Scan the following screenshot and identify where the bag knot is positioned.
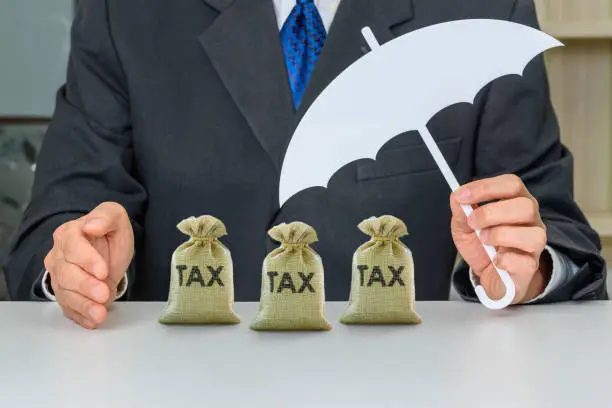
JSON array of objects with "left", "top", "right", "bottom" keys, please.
[
  {"left": 177, "top": 215, "right": 227, "bottom": 239},
  {"left": 358, "top": 215, "right": 408, "bottom": 238},
  {"left": 268, "top": 222, "right": 318, "bottom": 245}
]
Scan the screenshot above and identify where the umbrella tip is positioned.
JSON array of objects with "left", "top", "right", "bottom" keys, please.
[{"left": 361, "top": 26, "right": 380, "bottom": 50}]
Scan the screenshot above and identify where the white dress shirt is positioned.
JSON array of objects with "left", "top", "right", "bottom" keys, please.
[
  {"left": 43, "top": 0, "right": 577, "bottom": 303},
  {"left": 273, "top": 0, "right": 341, "bottom": 31}
]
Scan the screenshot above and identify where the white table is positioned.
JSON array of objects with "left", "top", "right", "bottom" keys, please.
[{"left": 1, "top": 301, "right": 611, "bottom": 408}]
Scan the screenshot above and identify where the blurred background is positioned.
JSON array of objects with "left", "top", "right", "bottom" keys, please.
[
  {"left": 0, "top": 0, "right": 611, "bottom": 301},
  {"left": 0, "top": 0, "right": 74, "bottom": 300}
]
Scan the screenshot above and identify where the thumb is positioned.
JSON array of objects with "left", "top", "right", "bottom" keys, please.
[
  {"left": 449, "top": 192, "right": 474, "bottom": 234},
  {"left": 103, "top": 279, "right": 119, "bottom": 308},
  {"left": 82, "top": 202, "right": 130, "bottom": 237}
]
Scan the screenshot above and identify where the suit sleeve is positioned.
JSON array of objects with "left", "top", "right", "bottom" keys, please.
[
  {"left": 2, "top": 0, "right": 147, "bottom": 300},
  {"left": 452, "top": 0, "right": 608, "bottom": 302}
]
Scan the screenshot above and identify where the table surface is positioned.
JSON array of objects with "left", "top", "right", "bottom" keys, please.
[{"left": 1, "top": 301, "right": 611, "bottom": 408}]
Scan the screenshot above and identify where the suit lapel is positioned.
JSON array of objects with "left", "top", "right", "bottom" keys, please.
[
  {"left": 198, "top": 0, "right": 415, "bottom": 170},
  {"left": 199, "top": 0, "right": 295, "bottom": 170},
  {"left": 297, "top": 0, "right": 415, "bottom": 119}
]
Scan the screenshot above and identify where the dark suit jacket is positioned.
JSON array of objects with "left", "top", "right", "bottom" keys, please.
[{"left": 4, "top": 0, "right": 607, "bottom": 302}]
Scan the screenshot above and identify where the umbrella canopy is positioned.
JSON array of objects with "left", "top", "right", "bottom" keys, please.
[{"left": 279, "top": 19, "right": 562, "bottom": 205}]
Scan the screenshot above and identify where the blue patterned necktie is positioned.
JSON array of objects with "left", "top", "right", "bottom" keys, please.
[{"left": 280, "top": 0, "right": 328, "bottom": 110}]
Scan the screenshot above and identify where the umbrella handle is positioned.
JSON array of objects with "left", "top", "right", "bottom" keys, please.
[{"left": 416, "top": 126, "right": 516, "bottom": 310}]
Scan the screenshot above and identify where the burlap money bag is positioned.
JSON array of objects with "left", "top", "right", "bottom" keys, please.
[
  {"left": 340, "top": 215, "right": 422, "bottom": 325},
  {"left": 159, "top": 215, "right": 240, "bottom": 325},
  {"left": 250, "top": 222, "right": 331, "bottom": 331}
]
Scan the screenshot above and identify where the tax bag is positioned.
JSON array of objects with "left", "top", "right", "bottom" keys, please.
[
  {"left": 340, "top": 215, "right": 421, "bottom": 325},
  {"left": 250, "top": 222, "right": 331, "bottom": 331},
  {"left": 159, "top": 215, "right": 240, "bottom": 324}
]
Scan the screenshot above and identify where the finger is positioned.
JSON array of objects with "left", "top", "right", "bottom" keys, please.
[
  {"left": 104, "top": 284, "right": 118, "bottom": 309},
  {"left": 61, "top": 306, "right": 99, "bottom": 330},
  {"left": 481, "top": 226, "right": 547, "bottom": 254},
  {"left": 58, "top": 231, "right": 109, "bottom": 281},
  {"left": 472, "top": 263, "right": 513, "bottom": 302},
  {"left": 44, "top": 247, "right": 57, "bottom": 272},
  {"left": 52, "top": 262, "right": 110, "bottom": 304},
  {"left": 495, "top": 248, "right": 540, "bottom": 278},
  {"left": 467, "top": 197, "right": 541, "bottom": 230},
  {"left": 454, "top": 174, "right": 531, "bottom": 205},
  {"left": 57, "top": 289, "right": 108, "bottom": 327},
  {"left": 82, "top": 202, "right": 130, "bottom": 237},
  {"left": 494, "top": 248, "right": 541, "bottom": 303},
  {"left": 449, "top": 193, "right": 475, "bottom": 234}
]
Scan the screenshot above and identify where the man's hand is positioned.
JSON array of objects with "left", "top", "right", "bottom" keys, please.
[
  {"left": 450, "top": 174, "right": 552, "bottom": 304},
  {"left": 44, "top": 202, "right": 134, "bottom": 329}
]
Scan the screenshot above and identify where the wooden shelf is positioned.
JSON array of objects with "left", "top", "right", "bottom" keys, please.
[
  {"left": 542, "top": 21, "right": 612, "bottom": 40},
  {"left": 534, "top": 2, "right": 612, "bottom": 265},
  {"left": 586, "top": 212, "right": 612, "bottom": 238}
]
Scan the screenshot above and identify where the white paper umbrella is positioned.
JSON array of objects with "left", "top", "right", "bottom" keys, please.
[{"left": 279, "top": 19, "right": 563, "bottom": 310}]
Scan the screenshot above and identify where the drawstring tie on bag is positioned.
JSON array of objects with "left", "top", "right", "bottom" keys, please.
[
  {"left": 281, "top": 243, "right": 308, "bottom": 250},
  {"left": 371, "top": 236, "right": 396, "bottom": 242},
  {"left": 191, "top": 237, "right": 217, "bottom": 245}
]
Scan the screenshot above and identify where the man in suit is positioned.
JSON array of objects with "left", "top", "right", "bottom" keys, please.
[{"left": 4, "top": 0, "right": 607, "bottom": 329}]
